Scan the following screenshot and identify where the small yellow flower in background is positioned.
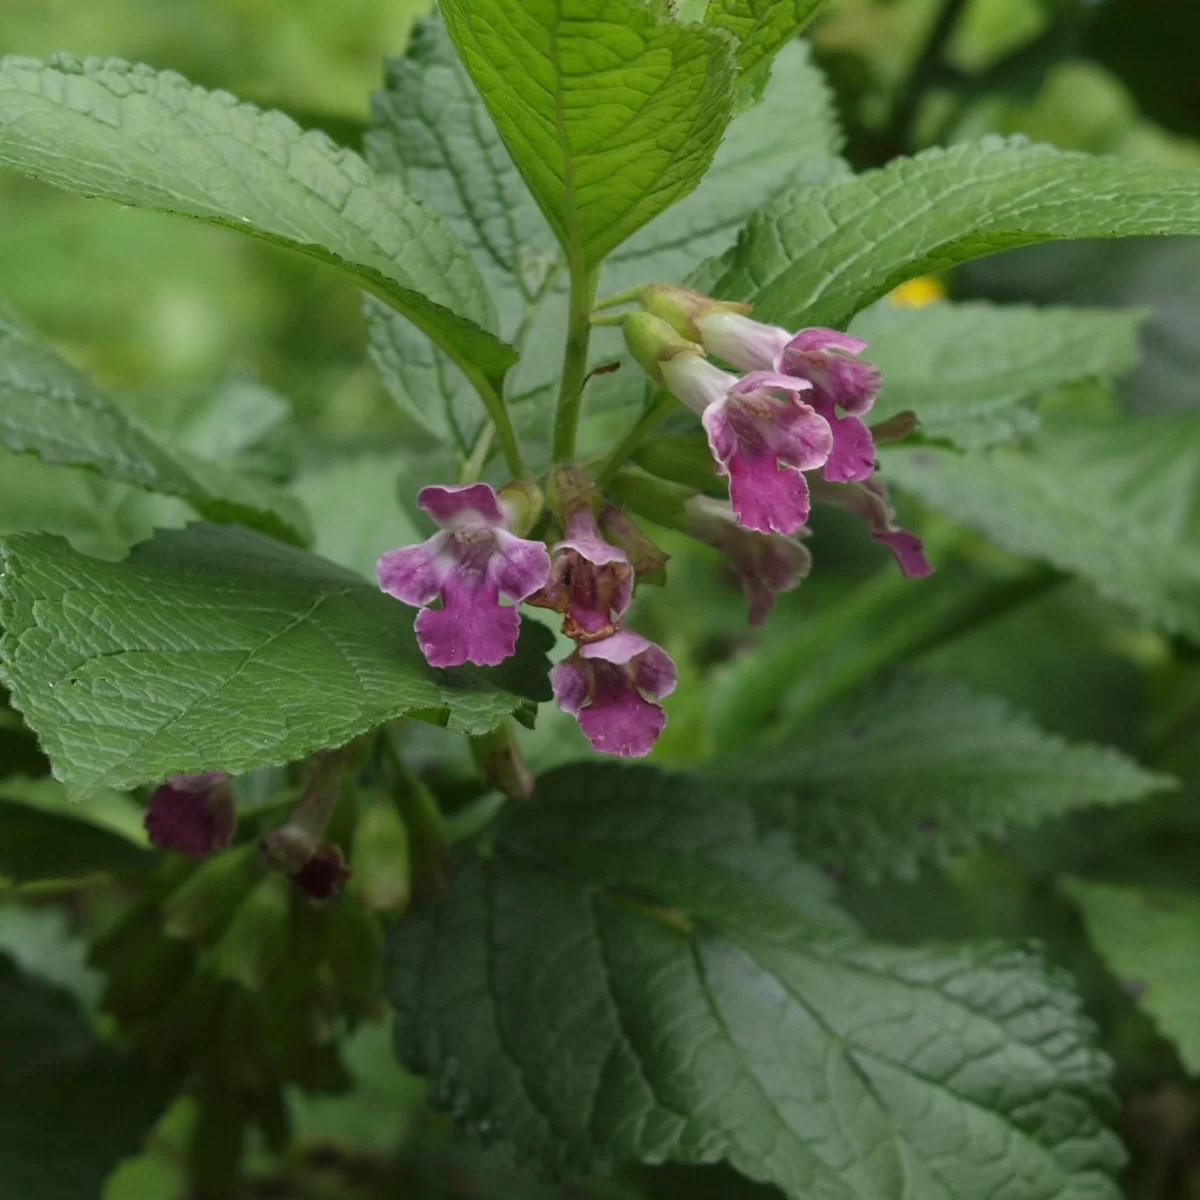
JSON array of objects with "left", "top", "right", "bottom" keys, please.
[{"left": 889, "top": 276, "right": 946, "bottom": 308}]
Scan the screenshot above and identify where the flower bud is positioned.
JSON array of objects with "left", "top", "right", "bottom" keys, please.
[
  {"left": 394, "top": 771, "right": 450, "bottom": 901},
  {"left": 631, "top": 433, "right": 722, "bottom": 493},
  {"left": 622, "top": 311, "right": 702, "bottom": 386},
  {"left": 606, "top": 468, "right": 694, "bottom": 532},
  {"left": 212, "top": 873, "right": 291, "bottom": 991},
  {"left": 497, "top": 477, "right": 544, "bottom": 537},
  {"left": 162, "top": 843, "right": 262, "bottom": 942},
  {"left": 642, "top": 284, "right": 751, "bottom": 341},
  {"left": 350, "top": 797, "right": 411, "bottom": 915},
  {"left": 145, "top": 771, "right": 236, "bottom": 858},
  {"left": 292, "top": 842, "right": 350, "bottom": 900},
  {"left": 324, "top": 898, "right": 385, "bottom": 1021},
  {"left": 470, "top": 721, "right": 534, "bottom": 802},
  {"left": 598, "top": 504, "right": 671, "bottom": 583}
]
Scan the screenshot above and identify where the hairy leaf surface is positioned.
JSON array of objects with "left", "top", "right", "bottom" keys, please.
[
  {"left": 713, "top": 675, "right": 1171, "bottom": 881},
  {"left": 0, "top": 54, "right": 513, "bottom": 385},
  {"left": 390, "top": 763, "right": 1124, "bottom": 1198},
  {"left": 706, "top": 139, "right": 1200, "bottom": 330},
  {"left": 0, "top": 525, "right": 553, "bottom": 799},
  {"left": 855, "top": 301, "right": 1145, "bottom": 448},
  {"left": 439, "top": 0, "right": 738, "bottom": 272}
]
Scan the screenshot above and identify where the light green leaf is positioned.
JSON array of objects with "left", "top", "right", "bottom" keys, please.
[
  {"left": 601, "top": 39, "right": 846, "bottom": 294},
  {"left": 439, "top": 0, "right": 738, "bottom": 273},
  {"left": 0, "top": 797, "right": 151, "bottom": 884},
  {"left": 707, "top": 138, "right": 1200, "bottom": 331},
  {"left": 0, "top": 524, "right": 554, "bottom": 800},
  {"left": 390, "top": 762, "right": 1124, "bottom": 1198},
  {"left": 0, "top": 906, "right": 103, "bottom": 1013},
  {"left": 0, "top": 53, "right": 514, "bottom": 386},
  {"left": 291, "top": 454, "right": 421, "bottom": 581},
  {"left": 0, "top": 956, "right": 173, "bottom": 1200},
  {"left": 712, "top": 674, "right": 1171, "bottom": 882},
  {"left": 0, "top": 304, "right": 308, "bottom": 546},
  {"left": 855, "top": 301, "right": 1146, "bottom": 449},
  {"left": 704, "top": 0, "right": 829, "bottom": 105},
  {"left": 0, "top": 774, "right": 148, "bottom": 847},
  {"left": 0, "top": 450, "right": 184, "bottom": 561},
  {"left": 1063, "top": 878, "right": 1200, "bottom": 1074},
  {"left": 884, "top": 413, "right": 1200, "bottom": 640},
  {"left": 364, "top": 16, "right": 561, "bottom": 451},
  {"left": 587, "top": 38, "right": 849, "bottom": 429}
]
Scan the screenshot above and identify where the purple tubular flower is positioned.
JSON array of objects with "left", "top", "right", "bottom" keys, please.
[
  {"left": 377, "top": 482, "right": 551, "bottom": 668},
  {"left": 551, "top": 631, "right": 678, "bottom": 758},
  {"left": 145, "top": 771, "right": 236, "bottom": 858},
  {"left": 810, "top": 475, "right": 934, "bottom": 578},
  {"left": 685, "top": 495, "right": 812, "bottom": 626},
  {"left": 661, "top": 355, "right": 833, "bottom": 536},
  {"left": 695, "top": 314, "right": 882, "bottom": 485},
  {"left": 535, "top": 506, "right": 633, "bottom": 641}
]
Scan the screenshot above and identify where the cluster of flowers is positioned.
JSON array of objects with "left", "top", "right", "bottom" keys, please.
[
  {"left": 630, "top": 285, "right": 931, "bottom": 577},
  {"left": 376, "top": 474, "right": 678, "bottom": 757},
  {"left": 369, "top": 286, "right": 930, "bottom": 760}
]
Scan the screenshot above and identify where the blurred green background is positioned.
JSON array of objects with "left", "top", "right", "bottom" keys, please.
[{"left": 5, "top": 1, "right": 1200, "bottom": 1196}]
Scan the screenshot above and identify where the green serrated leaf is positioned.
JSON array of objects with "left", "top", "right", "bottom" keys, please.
[
  {"left": 704, "top": 0, "right": 829, "bottom": 105},
  {"left": 1, "top": 955, "right": 174, "bottom": 1200},
  {"left": 0, "top": 53, "right": 514, "bottom": 388},
  {"left": 601, "top": 39, "right": 846, "bottom": 294},
  {"left": 390, "top": 762, "right": 1124, "bottom": 1198},
  {"left": 712, "top": 674, "right": 1171, "bottom": 883},
  {"left": 855, "top": 301, "right": 1146, "bottom": 449},
  {"left": 0, "top": 524, "right": 554, "bottom": 800},
  {"left": 0, "top": 303, "right": 308, "bottom": 546},
  {"left": 706, "top": 138, "right": 1200, "bottom": 331},
  {"left": 439, "top": 0, "right": 738, "bottom": 274},
  {"left": 884, "top": 413, "right": 1200, "bottom": 640},
  {"left": 1063, "top": 877, "right": 1200, "bottom": 1075},
  {"left": 364, "top": 15, "right": 561, "bottom": 452}
]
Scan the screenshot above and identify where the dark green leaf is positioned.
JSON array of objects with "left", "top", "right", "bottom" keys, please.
[
  {"left": 713, "top": 674, "right": 1171, "bottom": 882},
  {"left": 1063, "top": 877, "right": 1200, "bottom": 1075},
  {"left": 706, "top": 139, "right": 1200, "bottom": 331},
  {"left": 855, "top": 300, "right": 1146, "bottom": 449},
  {"left": 0, "top": 54, "right": 514, "bottom": 387},
  {"left": 0, "top": 524, "right": 554, "bottom": 800},
  {"left": 0, "top": 955, "right": 173, "bottom": 1200},
  {"left": 884, "top": 413, "right": 1200, "bottom": 640},
  {"left": 390, "top": 762, "right": 1123, "bottom": 1197}
]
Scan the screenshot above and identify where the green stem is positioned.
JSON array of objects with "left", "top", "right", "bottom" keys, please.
[
  {"left": 595, "top": 393, "right": 677, "bottom": 487},
  {"left": 552, "top": 267, "right": 599, "bottom": 462},
  {"left": 460, "top": 361, "right": 527, "bottom": 480},
  {"left": 459, "top": 423, "right": 494, "bottom": 484},
  {"left": 593, "top": 285, "right": 645, "bottom": 311}
]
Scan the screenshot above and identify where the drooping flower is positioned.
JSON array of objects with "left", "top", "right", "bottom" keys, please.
[
  {"left": 685, "top": 495, "right": 812, "bottom": 626},
  {"left": 145, "top": 771, "right": 236, "bottom": 858},
  {"left": 551, "top": 631, "right": 678, "bottom": 758},
  {"left": 643, "top": 289, "right": 882, "bottom": 486},
  {"left": 659, "top": 353, "right": 833, "bottom": 535},
  {"left": 292, "top": 842, "right": 350, "bottom": 901},
  {"left": 809, "top": 474, "right": 933, "bottom": 578},
  {"left": 530, "top": 503, "right": 632, "bottom": 641},
  {"left": 377, "top": 482, "right": 551, "bottom": 668}
]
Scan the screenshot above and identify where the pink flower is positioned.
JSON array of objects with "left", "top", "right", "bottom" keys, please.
[
  {"left": 695, "top": 314, "right": 882, "bottom": 485},
  {"left": 532, "top": 505, "right": 633, "bottom": 641},
  {"left": 377, "top": 483, "right": 551, "bottom": 668},
  {"left": 809, "top": 475, "right": 933, "bottom": 578},
  {"left": 145, "top": 771, "right": 236, "bottom": 858},
  {"left": 551, "top": 631, "right": 678, "bottom": 758},
  {"left": 685, "top": 495, "right": 812, "bottom": 626},
  {"left": 660, "top": 354, "right": 833, "bottom": 536}
]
